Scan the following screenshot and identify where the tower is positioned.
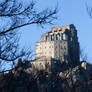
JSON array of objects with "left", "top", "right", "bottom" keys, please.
[{"left": 35, "top": 24, "right": 80, "bottom": 65}]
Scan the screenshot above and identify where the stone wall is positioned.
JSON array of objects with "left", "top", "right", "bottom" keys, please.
[
  {"left": 35, "top": 24, "right": 80, "bottom": 66},
  {"left": 35, "top": 40, "right": 68, "bottom": 61},
  {"left": 30, "top": 58, "right": 57, "bottom": 71}
]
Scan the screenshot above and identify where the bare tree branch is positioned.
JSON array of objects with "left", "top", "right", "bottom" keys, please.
[
  {"left": 0, "top": 8, "right": 57, "bottom": 35},
  {"left": 0, "top": 0, "right": 57, "bottom": 72},
  {"left": 80, "top": 48, "right": 88, "bottom": 61},
  {"left": 86, "top": 3, "right": 92, "bottom": 19}
]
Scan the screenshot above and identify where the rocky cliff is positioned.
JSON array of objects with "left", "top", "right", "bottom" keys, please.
[{"left": 0, "top": 60, "right": 92, "bottom": 92}]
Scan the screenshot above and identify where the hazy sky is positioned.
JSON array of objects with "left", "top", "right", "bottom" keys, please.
[{"left": 20, "top": 0, "right": 92, "bottom": 63}]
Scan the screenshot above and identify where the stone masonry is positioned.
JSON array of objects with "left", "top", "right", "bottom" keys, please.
[
  {"left": 35, "top": 24, "right": 80, "bottom": 64},
  {"left": 31, "top": 24, "right": 80, "bottom": 70}
]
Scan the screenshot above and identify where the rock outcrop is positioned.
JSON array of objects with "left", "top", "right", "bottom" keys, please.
[{"left": 0, "top": 61, "right": 92, "bottom": 92}]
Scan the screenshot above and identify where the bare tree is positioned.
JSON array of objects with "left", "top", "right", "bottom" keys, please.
[
  {"left": 80, "top": 48, "right": 88, "bottom": 61},
  {"left": 0, "top": 0, "right": 57, "bottom": 72},
  {"left": 86, "top": 3, "right": 92, "bottom": 19}
]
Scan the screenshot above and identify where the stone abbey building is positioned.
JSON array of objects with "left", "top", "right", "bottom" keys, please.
[{"left": 31, "top": 24, "right": 80, "bottom": 70}]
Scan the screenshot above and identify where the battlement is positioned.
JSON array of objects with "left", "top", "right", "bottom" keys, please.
[
  {"left": 41, "top": 24, "right": 77, "bottom": 42},
  {"left": 51, "top": 25, "right": 70, "bottom": 33},
  {"left": 51, "top": 24, "right": 75, "bottom": 32}
]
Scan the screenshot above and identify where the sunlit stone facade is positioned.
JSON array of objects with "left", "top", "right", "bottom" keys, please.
[{"left": 35, "top": 24, "right": 80, "bottom": 65}]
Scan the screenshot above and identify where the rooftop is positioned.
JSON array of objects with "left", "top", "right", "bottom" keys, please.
[{"left": 50, "top": 24, "right": 75, "bottom": 33}]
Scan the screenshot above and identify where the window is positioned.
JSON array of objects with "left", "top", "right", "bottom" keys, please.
[
  {"left": 64, "top": 52, "right": 66, "bottom": 55},
  {"left": 64, "top": 46, "right": 66, "bottom": 49},
  {"left": 54, "top": 30, "right": 57, "bottom": 32},
  {"left": 64, "top": 42, "right": 66, "bottom": 44},
  {"left": 56, "top": 34, "right": 58, "bottom": 40},
  {"left": 51, "top": 35, "right": 53, "bottom": 41},
  {"left": 61, "top": 46, "right": 63, "bottom": 49},
  {"left": 45, "top": 36, "right": 48, "bottom": 41}
]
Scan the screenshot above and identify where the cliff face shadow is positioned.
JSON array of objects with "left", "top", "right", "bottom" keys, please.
[{"left": 0, "top": 60, "right": 92, "bottom": 92}]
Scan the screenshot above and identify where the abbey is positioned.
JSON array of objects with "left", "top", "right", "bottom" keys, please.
[
  {"left": 30, "top": 24, "right": 80, "bottom": 71},
  {"left": 35, "top": 24, "right": 80, "bottom": 65}
]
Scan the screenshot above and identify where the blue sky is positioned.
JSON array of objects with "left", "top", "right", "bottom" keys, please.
[{"left": 20, "top": 0, "right": 92, "bottom": 63}]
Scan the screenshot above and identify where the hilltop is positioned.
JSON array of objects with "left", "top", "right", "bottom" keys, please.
[
  {"left": 0, "top": 24, "right": 92, "bottom": 92},
  {"left": 0, "top": 60, "right": 92, "bottom": 92}
]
